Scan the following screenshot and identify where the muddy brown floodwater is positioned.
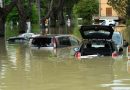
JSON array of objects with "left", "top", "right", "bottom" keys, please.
[{"left": 0, "top": 26, "right": 130, "bottom": 90}]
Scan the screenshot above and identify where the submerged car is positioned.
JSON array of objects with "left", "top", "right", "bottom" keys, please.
[
  {"left": 112, "top": 31, "right": 128, "bottom": 51},
  {"left": 7, "top": 33, "right": 36, "bottom": 43},
  {"left": 29, "top": 34, "right": 80, "bottom": 50},
  {"left": 74, "top": 25, "right": 121, "bottom": 59},
  {"left": 7, "top": 37, "right": 27, "bottom": 43}
]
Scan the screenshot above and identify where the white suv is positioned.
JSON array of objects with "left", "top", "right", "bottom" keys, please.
[{"left": 101, "top": 19, "right": 116, "bottom": 27}]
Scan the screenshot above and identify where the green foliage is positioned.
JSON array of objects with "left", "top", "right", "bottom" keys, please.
[
  {"left": 4, "top": 0, "right": 11, "bottom": 4},
  {"left": 73, "top": 26, "right": 81, "bottom": 39},
  {"left": 40, "top": 0, "right": 48, "bottom": 17},
  {"left": 6, "top": 7, "right": 18, "bottom": 24},
  {"left": 31, "top": 24, "right": 41, "bottom": 33},
  {"left": 31, "top": 3, "right": 39, "bottom": 24},
  {"left": 73, "top": 0, "right": 99, "bottom": 25},
  {"left": 5, "top": 23, "right": 19, "bottom": 38},
  {"left": 64, "top": 0, "right": 80, "bottom": 17},
  {"left": 126, "top": 19, "right": 130, "bottom": 26},
  {"left": 5, "top": 23, "right": 40, "bottom": 38}
]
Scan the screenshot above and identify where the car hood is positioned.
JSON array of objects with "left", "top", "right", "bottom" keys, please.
[{"left": 80, "top": 25, "right": 114, "bottom": 39}]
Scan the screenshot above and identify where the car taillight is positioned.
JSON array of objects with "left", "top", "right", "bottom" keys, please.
[
  {"left": 112, "top": 51, "right": 118, "bottom": 58},
  {"left": 75, "top": 52, "right": 81, "bottom": 59}
]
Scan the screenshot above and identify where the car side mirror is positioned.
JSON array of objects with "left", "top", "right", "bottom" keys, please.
[
  {"left": 74, "top": 47, "right": 80, "bottom": 52},
  {"left": 123, "top": 40, "right": 129, "bottom": 47}
]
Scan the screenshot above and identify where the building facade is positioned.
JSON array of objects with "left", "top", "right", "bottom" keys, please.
[
  {"left": 94, "top": 0, "right": 119, "bottom": 21},
  {"left": 99, "top": 0, "right": 118, "bottom": 17}
]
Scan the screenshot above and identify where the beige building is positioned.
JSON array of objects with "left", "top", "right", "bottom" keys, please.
[
  {"left": 94, "top": 0, "right": 119, "bottom": 20},
  {"left": 99, "top": 0, "right": 118, "bottom": 17}
]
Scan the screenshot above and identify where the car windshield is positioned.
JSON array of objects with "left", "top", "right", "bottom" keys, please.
[
  {"left": 83, "top": 30, "right": 110, "bottom": 39},
  {"left": 112, "top": 33, "right": 122, "bottom": 45}
]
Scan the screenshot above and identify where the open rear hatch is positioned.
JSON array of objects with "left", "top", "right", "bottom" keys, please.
[{"left": 80, "top": 25, "right": 114, "bottom": 39}]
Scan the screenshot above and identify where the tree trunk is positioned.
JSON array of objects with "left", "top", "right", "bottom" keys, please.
[
  {"left": 0, "top": 17, "right": 5, "bottom": 37},
  {"left": 16, "top": 0, "right": 28, "bottom": 33},
  {"left": 57, "top": 0, "right": 65, "bottom": 26},
  {"left": 49, "top": 8, "right": 57, "bottom": 27},
  {"left": 18, "top": 18, "right": 27, "bottom": 33},
  {"left": 58, "top": 10, "right": 65, "bottom": 26},
  {"left": 0, "top": 0, "right": 17, "bottom": 37},
  {"left": 0, "top": 37, "right": 7, "bottom": 57},
  {"left": 44, "top": 0, "right": 65, "bottom": 27}
]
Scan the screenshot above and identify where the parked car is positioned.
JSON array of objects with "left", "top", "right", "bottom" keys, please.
[
  {"left": 100, "top": 19, "right": 116, "bottom": 27},
  {"left": 112, "top": 31, "right": 128, "bottom": 52},
  {"left": 7, "top": 33, "right": 37, "bottom": 43},
  {"left": 7, "top": 36, "right": 27, "bottom": 43},
  {"left": 74, "top": 25, "right": 121, "bottom": 59},
  {"left": 29, "top": 34, "right": 80, "bottom": 50}
]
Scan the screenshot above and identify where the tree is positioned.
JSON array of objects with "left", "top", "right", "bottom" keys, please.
[
  {"left": 73, "top": 0, "right": 98, "bottom": 25},
  {"left": 0, "top": 0, "right": 17, "bottom": 37},
  {"left": 64, "top": 0, "right": 79, "bottom": 19},
  {"left": 16, "top": 0, "right": 34, "bottom": 33},
  {"left": 41, "top": 0, "right": 80, "bottom": 27},
  {"left": 126, "top": 0, "right": 130, "bottom": 18},
  {"left": 43, "top": 0, "right": 65, "bottom": 27},
  {"left": 107, "top": 0, "right": 128, "bottom": 17}
]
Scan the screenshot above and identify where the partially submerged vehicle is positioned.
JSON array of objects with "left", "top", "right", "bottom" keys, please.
[
  {"left": 7, "top": 37, "right": 27, "bottom": 43},
  {"left": 112, "top": 31, "right": 128, "bottom": 51},
  {"left": 7, "top": 33, "right": 37, "bottom": 43},
  {"left": 74, "top": 25, "right": 122, "bottom": 59},
  {"left": 29, "top": 34, "right": 80, "bottom": 51}
]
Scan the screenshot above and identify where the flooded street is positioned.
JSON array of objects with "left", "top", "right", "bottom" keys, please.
[
  {"left": 0, "top": 26, "right": 130, "bottom": 90},
  {"left": 0, "top": 40, "right": 130, "bottom": 90}
]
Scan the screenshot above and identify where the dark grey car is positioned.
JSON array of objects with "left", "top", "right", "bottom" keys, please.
[{"left": 74, "top": 25, "right": 121, "bottom": 59}]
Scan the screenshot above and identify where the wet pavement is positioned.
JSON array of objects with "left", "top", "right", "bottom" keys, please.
[{"left": 0, "top": 26, "right": 130, "bottom": 90}]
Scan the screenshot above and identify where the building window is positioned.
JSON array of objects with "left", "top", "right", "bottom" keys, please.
[{"left": 106, "top": 8, "right": 112, "bottom": 16}]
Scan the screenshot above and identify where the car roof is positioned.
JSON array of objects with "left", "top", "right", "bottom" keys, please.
[
  {"left": 80, "top": 25, "right": 114, "bottom": 39},
  {"left": 32, "top": 34, "right": 74, "bottom": 38}
]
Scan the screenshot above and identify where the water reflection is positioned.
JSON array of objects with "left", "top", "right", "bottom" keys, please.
[
  {"left": 0, "top": 42, "right": 116, "bottom": 90},
  {"left": 127, "top": 60, "right": 130, "bottom": 74},
  {"left": 0, "top": 37, "right": 7, "bottom": 59}
]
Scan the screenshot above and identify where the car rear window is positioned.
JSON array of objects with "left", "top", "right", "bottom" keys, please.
[
  {"left": 83, "top": 30, "right": 110, "bottom": 38},
  {"left": 81, "top": 41, "right": 113, "bottom": 56},
  {"left": 32, "top": 37, "right": 52, "bottom": 47}
]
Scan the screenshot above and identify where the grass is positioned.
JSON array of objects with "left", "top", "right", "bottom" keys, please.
[
  {"left": 5, "top": 23, "right": 19, "bottom": 38},
  {"left": 31, "top": 24, "right": 41, "bottom": 34}
]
